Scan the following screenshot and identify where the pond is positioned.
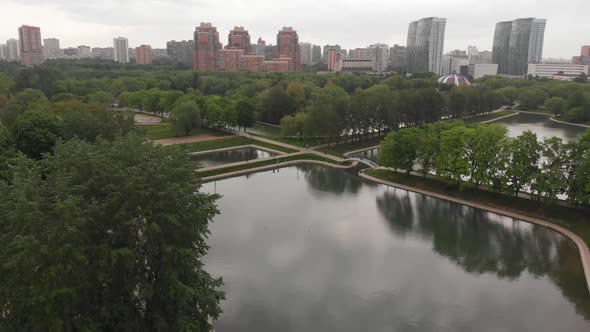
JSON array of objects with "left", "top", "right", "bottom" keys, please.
[
  {"left": 246, "top": 122, "right": 283, "bottom": 136},
  {"left": 202, "top": 165, "right": 590, "bottom": 331},
  {"left": 192, "top": 147, "right": 277, "bottom": 168},
  {"left": 493, "top": 112, "right": 587, "bottom": 142}
]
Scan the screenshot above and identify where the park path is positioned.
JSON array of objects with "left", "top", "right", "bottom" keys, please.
[
  {"left": 153, "top": 134, "right": 234, "bottom": 146},
  {"left": 134, "top": 113, "right": 163, "bottom": 124},
  {"left": 237, "top": 131, "right": 345, "bottom": 162}
]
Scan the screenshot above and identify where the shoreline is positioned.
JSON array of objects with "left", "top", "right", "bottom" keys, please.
[
  {"left": 358, "top": 170, "right": 590, "bottom": 295},
  {"left": 201, "top": 159, "right": 590, "bottom": 295}
]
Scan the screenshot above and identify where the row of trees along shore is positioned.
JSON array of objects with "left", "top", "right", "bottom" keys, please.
[
  {"left": 378, "top": 121, "right": 590, "bottom": 206},
  {"left": 1, "top": 60, "right": 590, "bottom": 140}
]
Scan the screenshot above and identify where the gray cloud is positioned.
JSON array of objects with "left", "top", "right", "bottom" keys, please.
[{"left": 2, "top": 0, "right": 589, "bottom": 58}]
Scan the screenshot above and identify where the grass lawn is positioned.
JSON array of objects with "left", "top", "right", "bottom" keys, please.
[
  {"left": 316, "top": 135, "right": 385, "bottom": 157},
  {"left": 365, "top": 169, "right": 590, "bottom": 247},
  {"left": 464, "top": 110, "right": 516, "bottom": 124},
  {"left": 198, "top": 153, "right": 348, "bottom": 178},
  {"left": 175, "top": 136, "right": 297, "bottom": 154},
  {"left": 141, "top": 123, "right": 218, "bottom": 140},
  {"left": 253, "top": 134, "right": 326, "bottom": 148}
]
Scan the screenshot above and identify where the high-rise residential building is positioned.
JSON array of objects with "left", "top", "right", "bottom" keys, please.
[
  {"left": 77, "top": 45, "right": 91, "bottom": 58},
  {"left": 166, "top": 40, "right": 194, "bottom": 67},
  {"left": 217, "top": 48, "right": 243, "bottom": 71},
  {"left": 240, "top": 55, "right": 265, "bottom": 72},
  {"left": 152, "top": 48, "right": 168, "bottom": 60},
  {"left": 113, "top": 37, "right": 129, "bottom": 63},
  {"left": 128, "top": 48, "right": 136, "bottom": 61},
  {"left": 405, "top": 17, "right": 446, "bottom": 75},
  {"left": 254, "top": 37, "right": 266, "bottom": 56},
  {"left": 43, "top": 38, "right": 60, "bottom": 58},
  {"left": 312, "top": 45, "right": 321, "bottom": 64},
  {"left": 264, "top": 45, "right": 275, "bottom": 61},
  {"left": 390, "top": 44, "right": 407, "bottom": 72},
  {"left": 491, "top": 21, "right": 512, "bottom": 75},
  {"left": 300, "top": 42, "right": 312, "bottom": 65},
  {"left": 194, "top": 22, "right": 220, "bottom": 71},
  {"left": 0, "top": 44, "right": 7, "bottom": 60},
  {"left": 64, "top": 47, "right": 78, "bottom": 58},
  {"left": 367, "top": 44, "right": 389, "bottom": 72},
  {"left": 327, "top": 48, "right": 339, "bottom": 71},
  {"left": 351, "top": 48, "right": 367, "bottom": 59},
  {"left": 6, "top": 39, "right": 19, "bottom": 61},
  {"left": 322, "top": 44, "right": 341, "bottom": 62},
  {"left": 91, "top": 47, "right": 114, "bottom": 61},
  {"left": 136, "top": 45, "right": 152, "bottom": 65},
  {"left": 275, "top": 27, "right": 300, "bottom": 71},
  {"left": 493, "top": 18, "right": 547, "bottom": 76},
  {"left": 572, "top": 45, "right": 590, "bottom": 66},
  {"left": 227, "top": 26, "right": 251, "bottom": 54},
  {"left": 18, "top": 25, "right": 44, "bottom": 66}
]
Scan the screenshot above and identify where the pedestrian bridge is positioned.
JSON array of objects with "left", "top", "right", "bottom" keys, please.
[{"left": 345, "top": 157, "right": 380, "bottom": 169}]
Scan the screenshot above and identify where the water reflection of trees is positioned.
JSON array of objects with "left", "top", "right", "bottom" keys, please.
[
  {"left": 299, "top": 165, "right": 366, "bottom": 195},
  {"left": 376, "top": 190, "right": 590, "bottom": 319}
]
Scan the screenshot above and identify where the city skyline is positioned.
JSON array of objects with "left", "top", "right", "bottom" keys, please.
[{"left": 1, "top": 0, "right": 589, "bottom": 59}]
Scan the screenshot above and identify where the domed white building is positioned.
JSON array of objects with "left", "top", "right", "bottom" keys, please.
[{"left": 438, "top": 73, "right": 472, "bottom": 86}]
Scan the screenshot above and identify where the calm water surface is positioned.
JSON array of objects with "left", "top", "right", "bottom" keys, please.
[
  {"left": 202, "top": 165, "right": 590, "bottom": 331},
  {"left": 192, "top": 147, "right": 276, "bottom": 167},
  {"left": 493, "top": 112, "right": 587, "bottom": 142}
]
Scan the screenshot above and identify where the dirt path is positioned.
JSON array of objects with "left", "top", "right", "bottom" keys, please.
[
  {"left": 152, "top": 134, "right": 234, "bottom": 146},
  {"left": 134, "top": 113, "right": 163, "bottom": 124}
]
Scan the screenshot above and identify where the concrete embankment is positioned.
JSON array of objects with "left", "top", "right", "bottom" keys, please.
[{"left": 358, "top": 170, "right": 590, "bottom": 295}]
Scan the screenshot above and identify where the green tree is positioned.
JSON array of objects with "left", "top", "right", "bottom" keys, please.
[
  {"left": 435, "top": 126, "right": 470, "bottom": 186},
  {"left": 378, "top": 128, "right": 421, "bottom": 173},
  {"left": 235, "top": 99, "right": 256, "bottom": 132},
  {"left": 0, "top": 135, "right": 224, "bottom": 331},
  {"left": 505, "top": 130, "right": 541, "bottom": 196},
  {"left": 11, "top": 109, "right": 63, "bottom": 159},
  {"left": 544, "top": 97, "right": 566, "bottom": 116},
  {"left": 532, "top": 137, "right": 568, "bottom": 201},
  {"left": 517, "top": 88, "right": 548, "bottom": 109},
  {"left": 171, "top": 101, "right": 202, "bottom": 136},
  {"left": 0, "top": 88, "right": 50, "bottom": 127},
  {"left": 465, "top": 124, "right": 508, "bottom": 188}
]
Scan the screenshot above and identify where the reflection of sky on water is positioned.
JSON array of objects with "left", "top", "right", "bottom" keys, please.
[{"left": 202, "top": 165, "right": 590, "bottom": 332}]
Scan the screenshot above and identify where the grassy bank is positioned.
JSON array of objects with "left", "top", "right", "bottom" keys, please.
[
  {"left": 254, "top": 134, "right": 325, "bottom": 148},
  {"left": 198, "top": 153, "right": 349, "bottom": 178},
  {"left": 316, "top": 135, "right": 384, "bottom": 157},
  {"left": 176, "top": 136, "right": 297, "bottom": 154},
  {"left": 140, "top": 123, "right": 218, "bottom": 140},
  {"left": 464, "top": 110, "right": 516, "bottom": 124},
  {"left": 365, "top": 169, "right": 590, "bottom": 247}
]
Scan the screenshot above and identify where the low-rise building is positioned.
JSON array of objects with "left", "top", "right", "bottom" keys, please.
[
  {"left": 334, "top": 58, "right": 375, "bottom": 73},
  {"left": 527, "top": 63, "right": 589, "bottom": 79},
  {"left": 468, "top": 63, "right": 498, "bottom": 79},
  {"left": 91, "top": 47, "right": 114, "bottom": 61}
]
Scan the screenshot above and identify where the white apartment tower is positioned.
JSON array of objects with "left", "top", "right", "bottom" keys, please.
[{"left": 113, "top": 37, "right": 129, "bottom": 63}]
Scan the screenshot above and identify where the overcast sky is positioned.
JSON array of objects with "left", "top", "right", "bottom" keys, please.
[{"left": 1, "top": 0, "right": 588, "bottom": 58}]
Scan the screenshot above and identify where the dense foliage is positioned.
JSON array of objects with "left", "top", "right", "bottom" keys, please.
[
  {"left": 0, "top": 136, "right": 223, "bottom": 330},
  {"left": 379, "top": 122, "right": 590, "bottom": 206},
  {"left": 1, "top": 60, "right": 589, "bottom": 144}
]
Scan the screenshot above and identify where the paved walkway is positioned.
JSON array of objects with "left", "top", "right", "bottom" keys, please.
[
  {"left": 359, "top": 170, "right": 590, "bottom": 295},
  {"left": 202, "top": 159, "right": 358, "bottom": 182},
  {"left": 238, "top": 132, "right": 346, "bottom": 162},
  {"left": 153, "top": 134, "right": 234, "bottom": 146}
]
